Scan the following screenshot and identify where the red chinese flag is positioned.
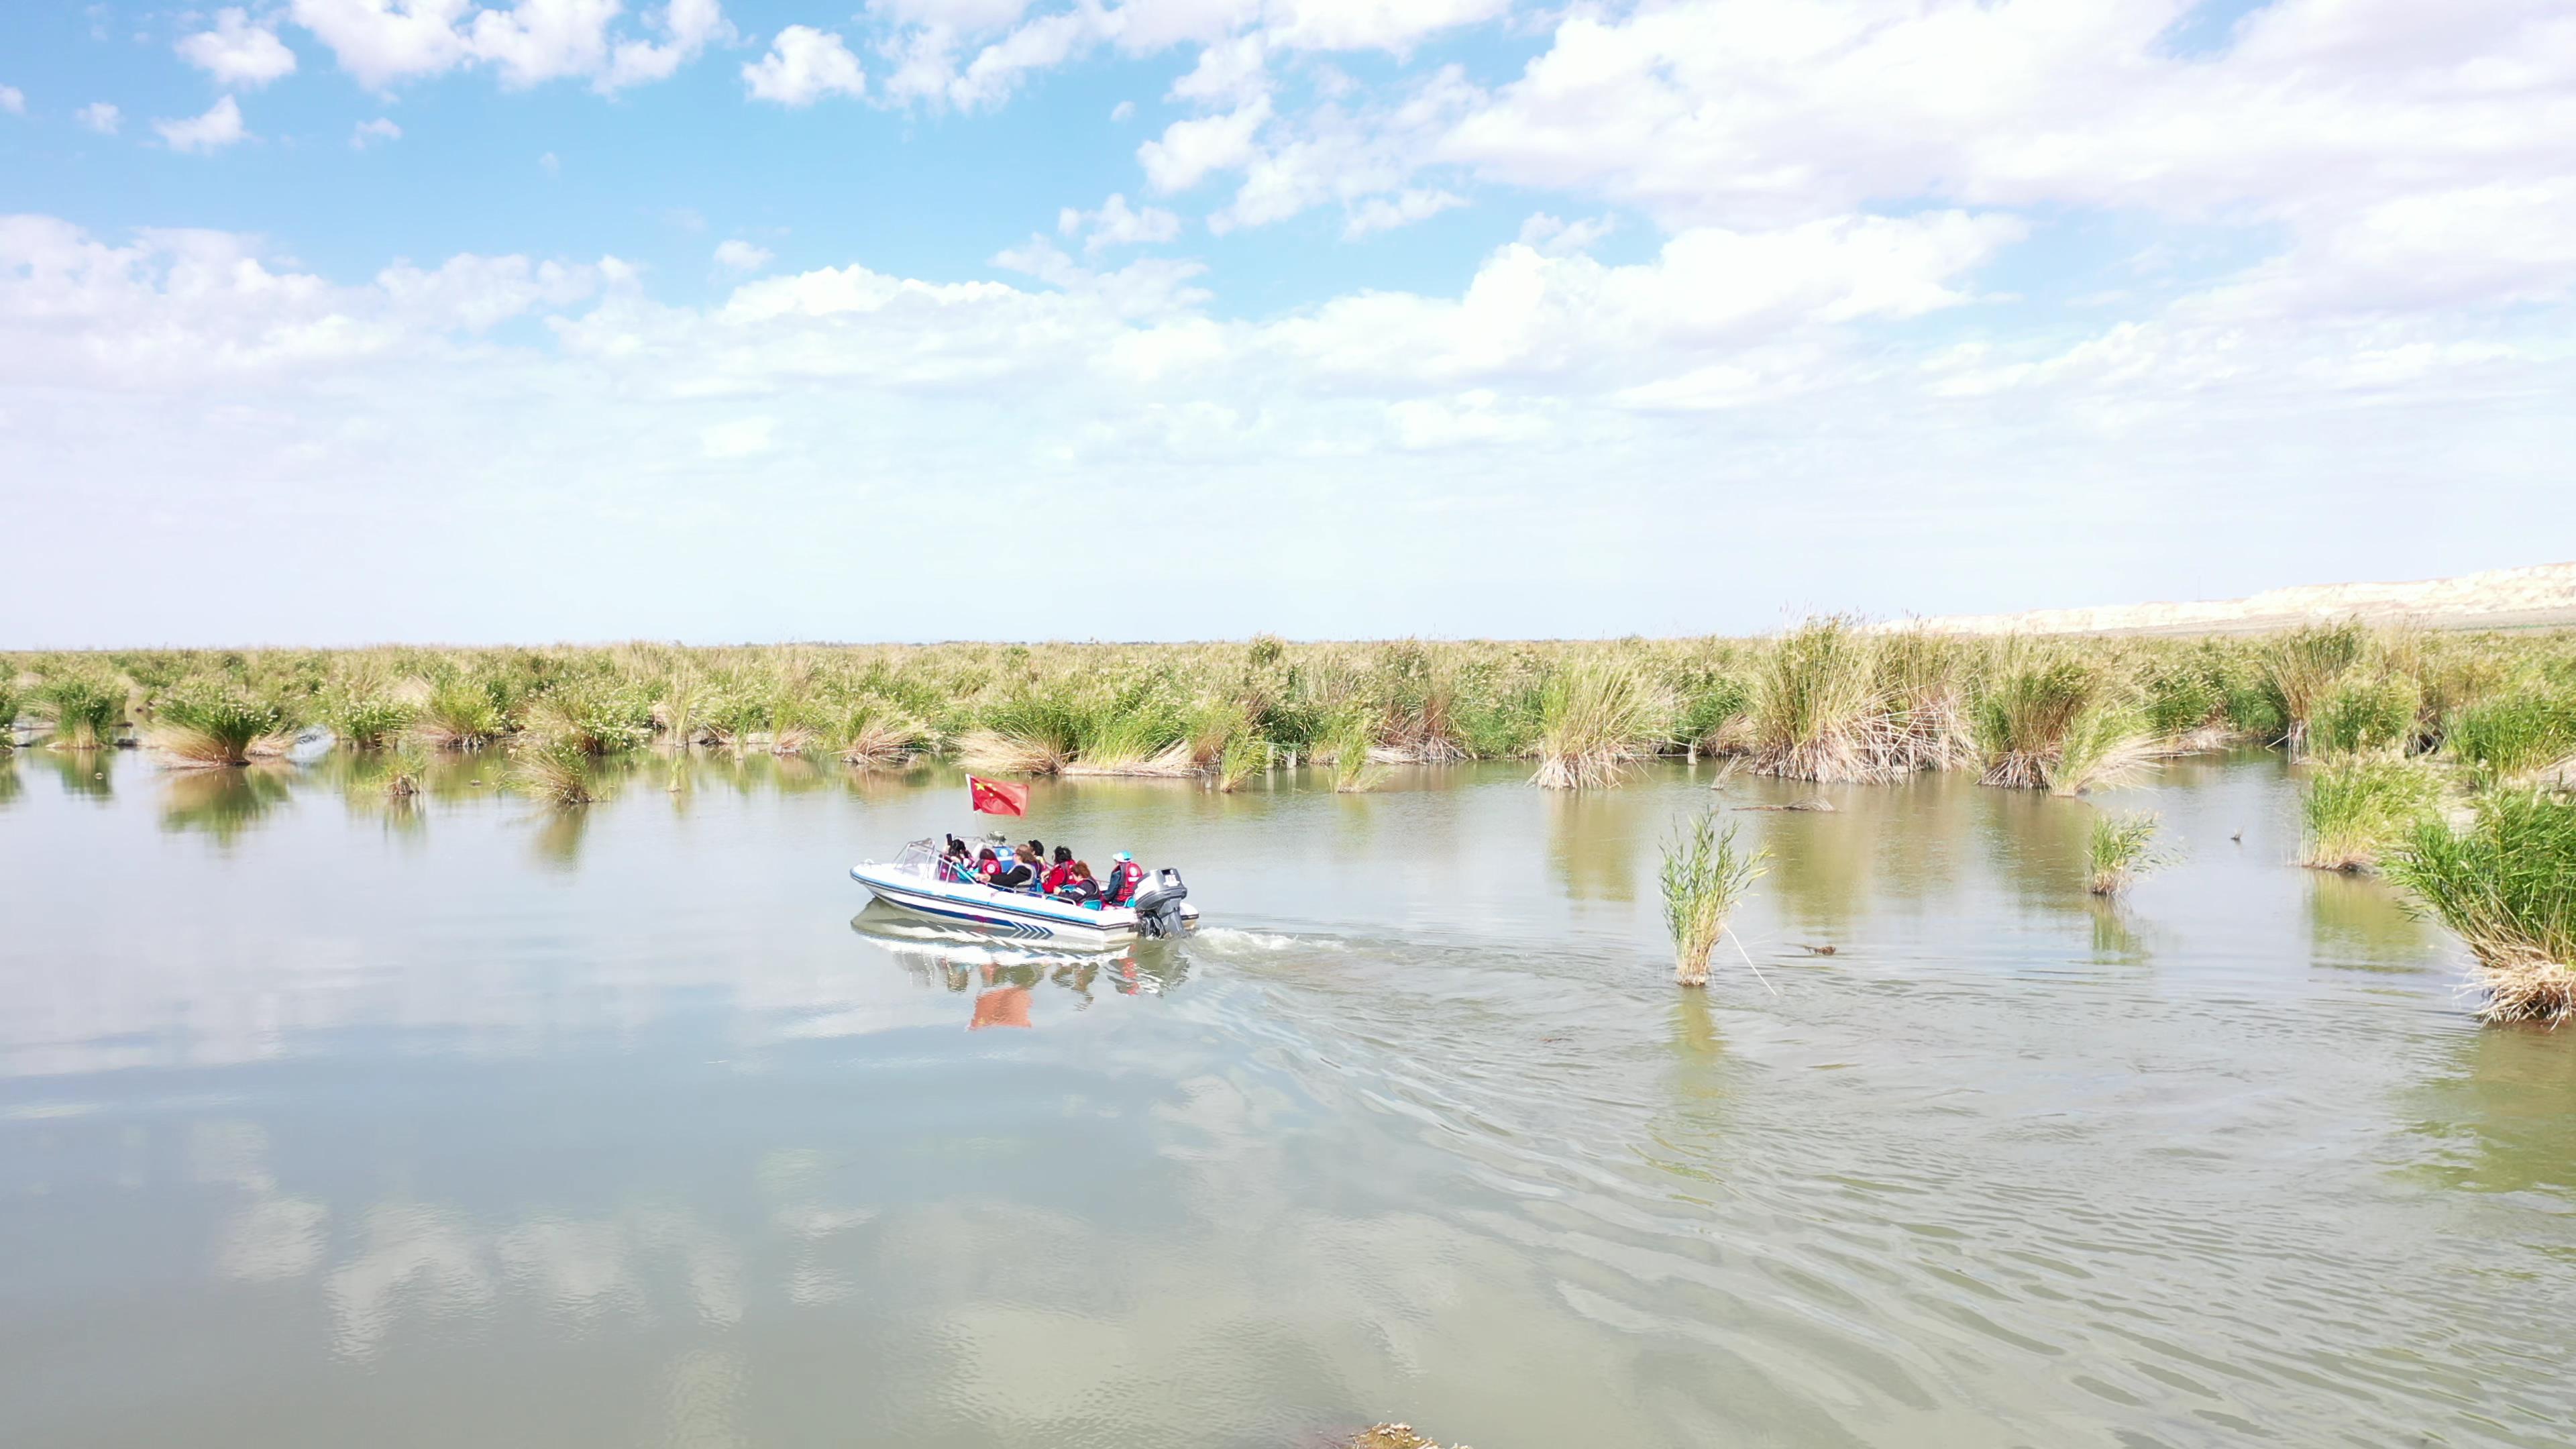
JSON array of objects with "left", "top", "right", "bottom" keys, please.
[{"left": 968, "top": 775, "right": 1029, "bottom": 816}]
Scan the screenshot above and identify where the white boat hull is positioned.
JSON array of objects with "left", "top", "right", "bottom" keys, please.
[{"left": 849, "top": 861, "right": 1195, "bottom": 947}]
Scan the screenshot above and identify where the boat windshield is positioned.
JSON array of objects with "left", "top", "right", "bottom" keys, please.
[{"left": 893, "top": 838, "right": 941, "bottom": 874}]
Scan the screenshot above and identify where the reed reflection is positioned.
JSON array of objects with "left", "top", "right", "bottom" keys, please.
[{"left": 160, "top": 765, "right": 293, "bottom": 846}]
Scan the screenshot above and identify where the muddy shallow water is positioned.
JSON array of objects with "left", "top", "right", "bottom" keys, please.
[{"left": 1, "top": 748, "right": 2570, "bottom": 1448}]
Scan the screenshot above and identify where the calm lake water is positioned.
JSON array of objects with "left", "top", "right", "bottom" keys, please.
[{"left": 2, "top": 747, "right": 2571, "bottom": 1448}]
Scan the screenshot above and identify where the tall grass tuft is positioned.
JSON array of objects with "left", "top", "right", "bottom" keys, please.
[
  {"left": 2088, "top": 811, "right": 2161, "bottom": 896},
  {"left": 0, "top": 679, "right": 17, "bottom": 752},
  {"left": 416, "top": 677, "right": 506, "bottom": 749},
  {"left": 2262, "top": 621, "right": 2369, "bottom": 752},
  {"left": 1330, "top": 713, "right": 1385, "bottom": 794},
  {"left": 2444, "top": 689, "right": 2576, "bottom": 783},
  {"left": 38, "top": 674, "right": 124, "bottom": 751},
  {"left": 2386, "top": 789, "right": 2576, "bottom": 1024},
  {"left": 2050, "top": 703, "right": 2158, "bottom": 796},
  {"left": 1660, "top": 812, "right": 1769, "bottom": 987},
  {"left": 2308, "top": 673, "right": 2419, "bottom": 757},
  {"left": 1745, "top": 618, "right": 1892, "bottom": 782},
  {"left": 320, "top": 686, "right": 415, "bottom": 751},
  {"left": 510, "top": 737, "right": 598, "bottom": 806},
  {"left": 149, "top": 682, "right": 288, "bottom": 767},
  {"left": 1532, "top": 657, "right": 1665, "bottom": 790},
  {"left": 837, "top": 697, "right": 928, "bottom": 768},
  {"left": 2299, "top": 755, "right": 2444, "bottom": 871},
  {"left": 960, "top": 696, "right": 1083, "bottom": 775},
  {"left": 1974, "top": 658, "right": 2095, "bottom": 790}
]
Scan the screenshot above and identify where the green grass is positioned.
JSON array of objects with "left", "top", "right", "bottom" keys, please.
[
  {"left": 2049, "top": 703, "right": 2157, "bottom": 796},
  {"left": 1330, "top": 712, "right": 1385, "bottom": 794},
  {"left": 417, "top": 677, "right": 506, "bottom": 749},
  {"left": 2386, "top": 789, "right": 2576, "bottom": 1024},
  {"left": 2298, "top": 755, "right": 2445, "bottom": 871},
  {"left": 0, "top": 680, "right": 17, "bottom": 752},
  {"left": 2308, "top": 673, "right": 2419, "bottom": 757},
  {"left": 509, "top": 737, "right": 599, "bottom": 806},
  {"left": 36, "top": 674, "right": 123, "bottom": 751},
  {"left": 2087, "top": 811, "right": 2161, "bottom": 896},
  {"left": 1660, "top": 812, "right": 1769, "bottom": 987},
  {"left": 1973, "top": 657, "right": 2095, "bottom": 790},
  {"left": 150, "top": 682, "right": 288, "bottom": 767},
  {"left": 1744, "top": 618, "right": 1892, "bottom": 782},
  {"left": 319, "top": 686, "right": 415, "bottom": 751},
  {"left": 1532, "top": 657, "right": 1666, "bottom": 790},
  {"left": 2443, "top": 688, "right": 2576, "bottom": 782},
  {"left": 2262, "top": 621, "right": 2370, "bottom": 751}
]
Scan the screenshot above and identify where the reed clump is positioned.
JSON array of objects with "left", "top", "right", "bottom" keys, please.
[
  {"left": 1532, "top": 657, "right": 1665, "bottom": 790},
  {"left": 148, "top": 682, "right": 290, "bottom": 767},
  {"left": 2088, "top": 811, "right": 2161, "bottom": 896},
  {"left": 2299, "top": 755, "right": 2445, "bottom": 871},
  {"left": 509, "top": 737, "right": 598, "bottom": 806},
  {"left": 2386, "top": 788, "right": 2576, "bottom": 1024},
  {"left": 1330, "top": 713, "right": 1387, "bottom": 794},
  {"left": 1660, "top": 812, "right": 1768, "bottom": 987},
  {"left": 2443, "top": 688, "right": 2576, "bottom": 784},
  {"left": 36, "top": 674, "right": 124, "bottom": 751},
  {"left": 1744, "top": 618, "right": 1895, "bottom": 782}
]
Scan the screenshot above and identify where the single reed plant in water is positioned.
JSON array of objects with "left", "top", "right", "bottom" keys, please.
[
  {"left": 837, "top": 698, "right": 928, "bottom": 768},
  {"left": 38, "top": 674, "right": 123, "bottom": 751},
  {"left": 2299, "top": 755, "right": 2445, "bottom": 871},
  {"left": 1532, "top": 657, "right": 1665, "bottom": 790},
  {"left": 148, "top": 683, "right": 289, "bottom": 767},
  {"left": 1660, "top": 812, "right": 1769, "bottom": 987},
  {"left": 319, "top": 686, "right": 415, "bottom": 750},
  {"left": 1330, "top": 714, "right": 1386, "bottom": 794},
  {"left": 2087, "top": 811, "right": 2161, "bottom": 896},
  {"left": 1745, "top": 618, "right": 1894, "bottom": 782},
  {"left": 2386, "top": 788, "right": 2576, "bottom": 1024},
  {"left": 510, "top": 737, "right": 598, "bottom": 806},
  {"left": 1216, "top": 731, "right": 1268, "bottom": 792}
]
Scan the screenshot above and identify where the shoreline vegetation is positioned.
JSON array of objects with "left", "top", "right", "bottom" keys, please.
[{"left": 7, "top": 620, "right": 2573, "bottom": 1019}]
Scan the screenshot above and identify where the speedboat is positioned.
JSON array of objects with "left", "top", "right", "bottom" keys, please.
[{"left": 849, "top": 839, "right": 1197, "bottom": 948}]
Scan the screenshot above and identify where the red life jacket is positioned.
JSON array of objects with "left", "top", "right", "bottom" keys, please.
[
  {"left": 1108, "top": 861, "right": 1146, "bottom": 904},
  {"left": 1043, "top": 863, "right": 1074, "bottom": 893}
]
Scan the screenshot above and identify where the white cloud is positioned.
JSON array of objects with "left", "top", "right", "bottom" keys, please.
[
  {"left": 1263, "top": 0, "right": 1508, "bottom": 54},
  {"left": 155, "top": 96, "right": 251, "bottom": 154},
  {"left": 1343, "top": 188, "right": 1464, "bottom": 238},
  {"left": 1057, "top": 194, "right": 1183, "bottom": 253},
  {"left": 76, "top": 102, "right": 121, "bottom": 135},
  {"left": 1110, "top": 99, "right": 1134, "bottom": 121},
  {"left": 714, "top": 239, "right": 774, "bottom": 272},
  {"left": 0, "top": 86, "right": 24, "bottom": 117},
  {"left": 539, "top": 150, "right": 560, "bottom": 174},
  {"left": 743, "top": 26, "right": 867, "bottom": 106},
  {"left": 1139, "top": 97, "right": 1271, "bottom": 194},
  {"left": 603, "top": 0, "right": 734, "bottom": 91},
  {"left": 178, "top": 8, "right": 302, "bottom": 89},
  {"left": 1517, "top": 213, "right": 1615, "bottom": 257},
  {"left": 287, "top": 0, "right": 727, "bottom": 93},
  {"left": 352, "top": 117, "right": 403, "bottom": 148}
]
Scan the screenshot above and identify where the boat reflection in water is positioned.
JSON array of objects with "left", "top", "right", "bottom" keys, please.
[{"left": 849, "top": 905, "right": 1194, "bottom": 1030}]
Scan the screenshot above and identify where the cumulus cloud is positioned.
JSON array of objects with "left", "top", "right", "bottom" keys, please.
[
  {"left": 286, "top": 0, "right": 728, "bottom": 93},
  {"left": 178, "top": 9, "right": 302, "bottom": 89},
  {"left": 0, "top": 85, "right": 23, "bottom": 116},
  {"left": 352, "top": 117, "right": 403, "bottom": 148},
  {"left": 714, "top": 238, "right": 774, "bottom": 272},
  {"left": 1057, "top": 194, "right": 1183, "bottom": 253},
  {"left": 76, "top": 102, "right": 121, "bottom": 135},
  {"left": 743, "top": 26, "right": 867, "bottom": 105},
  {"left": 155, "top": 96, "right": 251, "bottom": 153}
]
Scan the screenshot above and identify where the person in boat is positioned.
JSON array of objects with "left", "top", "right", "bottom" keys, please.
[
  {"left": 973, "top": 847, "right": 1002, "bottom": 882},
  {"left": 941, "top": 837, "right": 973, "bottom": 881},
  {"left": 1055, "top": 862, "right": 1103, "bottom": 906},
  {"left": 1104, "top": 852, "right": 1146, "bottom": 906},
  {"left": 991, "top": 845, "right": 1040, "bottom": 892},
  {"left": 1042, "top": 845, "right": 1077, "bottom": 895}
]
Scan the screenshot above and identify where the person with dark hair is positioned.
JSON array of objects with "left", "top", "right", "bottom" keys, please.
[
  {"left": 1042, "top": 845, "right": 1076, "bottom": 894},
  {"left": 1055, "top": 861, "right": 1103, "bottom": 906},
  {"left": 1104, "top": 851, "right": 1146, "bottom": 906},
  {"left": 973, "top": 847, "right": 1000, "bottom": 883},
  {"left": 993, "top": 845, "right": 1040, "bottom": 891}
]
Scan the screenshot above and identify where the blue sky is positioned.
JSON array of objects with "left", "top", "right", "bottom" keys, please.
[{"left": 1, "top": 1, "right": 2570, "bottom": 646}]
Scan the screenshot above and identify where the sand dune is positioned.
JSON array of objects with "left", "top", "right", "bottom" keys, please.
[{"left": 1907, "top": 562, "right": 2576, "bottom": 636}]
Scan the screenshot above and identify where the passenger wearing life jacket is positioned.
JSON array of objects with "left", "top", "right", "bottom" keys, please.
[
  {"left": 1042, "top": 846, "right": 1077, "bottom": 895},
  {"left": 1056, "top": 862, "right": 1103, "bottom": 906},
  {"left": 1104, "top": 852, "right": 1146, "bottom": 906},
  {"left": 973, "top": 847, "right": 1001, "bottom": 882},
  {"left": 993, "top": 846, "right": 1040, "bottom": 891}
]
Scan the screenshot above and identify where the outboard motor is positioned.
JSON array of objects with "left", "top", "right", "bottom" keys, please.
[{"left": 1130, "top": 867, "right": 1189, "bottom": 939}]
